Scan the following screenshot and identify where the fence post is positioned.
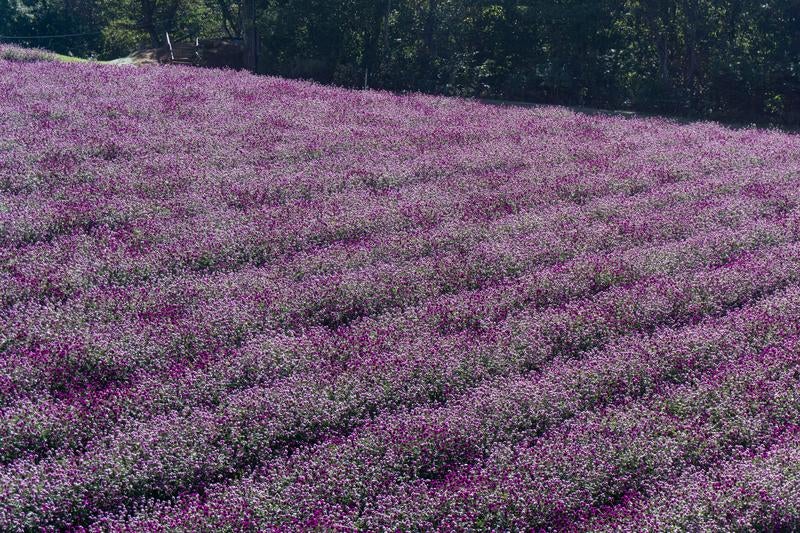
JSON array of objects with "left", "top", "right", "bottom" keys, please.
[{"left": 166, "top": 32, "right": 174, "bottom": 61}]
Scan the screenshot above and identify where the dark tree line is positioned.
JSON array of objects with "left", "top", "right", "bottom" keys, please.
[{"left": 2, "top": 0, "right": 799, "bottom": 124}]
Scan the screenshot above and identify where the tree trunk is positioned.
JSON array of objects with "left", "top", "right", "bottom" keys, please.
[
  {"left": 658, "top": 33, "right": 669, "bottom": 86},
  {"left": 243, "top": 0, "right": 257, "bottom": 71},
  {"left": 140, "top": 0, "right": 160, "bottom": 48},
  {"left": 362, "top": 0, "right": 387, "bottom": 88}
]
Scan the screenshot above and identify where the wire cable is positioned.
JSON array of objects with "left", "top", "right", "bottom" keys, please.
[{"left": 0, "top": 31, "right": 102, "bottom": 39}]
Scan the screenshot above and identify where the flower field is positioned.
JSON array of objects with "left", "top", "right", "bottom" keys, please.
[
  {"left": 2, "top": 56, "right": 800, "bottom": 531},
  {"left": 0, "top": 44, "right": 57, "bottom": 63}
]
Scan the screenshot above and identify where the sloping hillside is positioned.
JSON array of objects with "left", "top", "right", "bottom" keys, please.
[{"left": 2, "top": 58, "right": 800, "bottom": 531}]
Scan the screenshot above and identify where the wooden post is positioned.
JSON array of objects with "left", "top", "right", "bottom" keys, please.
[
  {"left": 243, "top": 0, "right": 257, "bottom": 72},
  {"left": 166, "top": 32, "right": 174, "bottom": 61}
]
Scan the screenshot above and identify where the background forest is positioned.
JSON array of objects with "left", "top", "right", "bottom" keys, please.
[{"left": 2, "top": 0, "right": 798, "bottom": 124}]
